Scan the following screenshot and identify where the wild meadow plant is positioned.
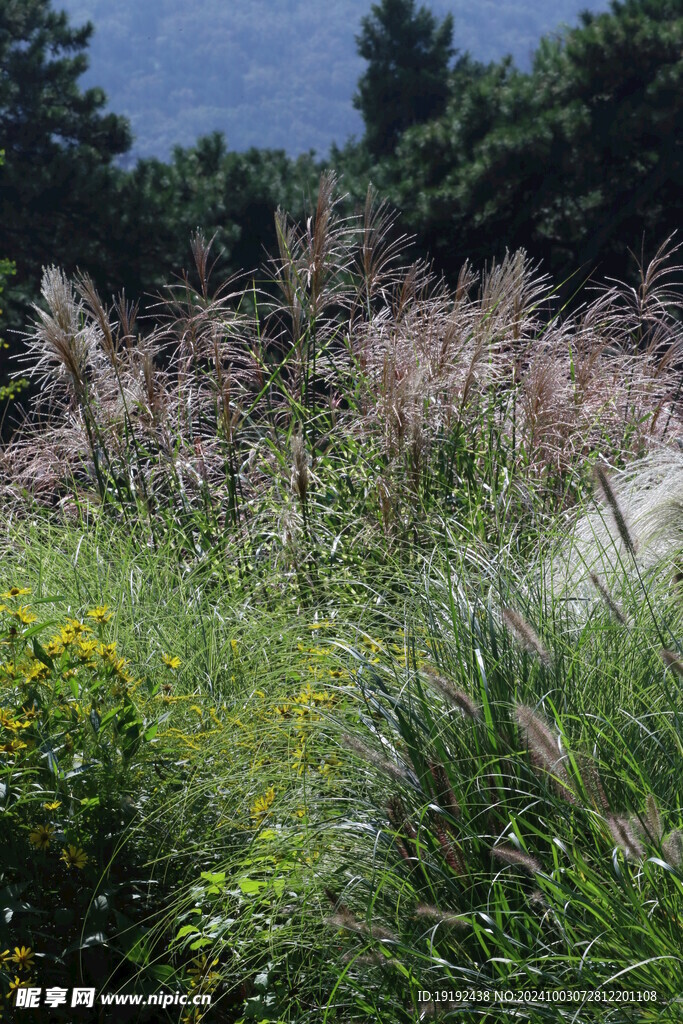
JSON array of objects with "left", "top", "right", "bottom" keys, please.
[
  {"left": 2, "top": 177, "right": 682, "bottom": 560},
  {"left": 0, "top": 178, "right": 682, "bottom": 1020},
  {"left": 317, "top": 548, "right": 683, "bottom": 1022}
]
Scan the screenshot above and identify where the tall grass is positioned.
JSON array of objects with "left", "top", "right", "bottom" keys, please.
[{"left": 4, "top": 179, "right": 682, "bottom": 553}]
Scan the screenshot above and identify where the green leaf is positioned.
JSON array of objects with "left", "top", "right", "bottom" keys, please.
[
  {"left": 200, "top": 871, "right": 226, "bottom": 885},
  {"left": 32, "top": 638, "right": 54, "bottom": 671},
  {"left": 237, "top": 877, "right": 267, "bottom": 895}
]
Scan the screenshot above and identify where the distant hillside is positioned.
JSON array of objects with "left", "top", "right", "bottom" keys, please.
[{"left": 58, "top": 0, "right": 609, "bottom": 159}]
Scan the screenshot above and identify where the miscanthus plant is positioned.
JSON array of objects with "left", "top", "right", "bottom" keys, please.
[{"left": 2, "top": 177, "right": 682, "bottom": 560}]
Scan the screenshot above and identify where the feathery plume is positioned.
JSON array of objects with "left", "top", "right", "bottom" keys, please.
[
  {"left": 662, "top": 829, "right": 683, "bottom": 867},
  {"left": 607, "top": 814, "right": 645, "bottom": 860},
  {"left": 424, "top": 669, "right": 481, "bottom": 719},
  {"left": 589, "top": 572, "right": 628, "bottom": 625},
  {"left": 502, "top": 608, "right": 550, "bottom": 665},
  {"left": 428, "top": 760, "right": 461, "bottom": 818},
  {"left": 529, "top": 889, "right": 548, "bottom": 909},
  {"left": 661, "top": 649, "right": 683, "bottom": 679},
  {"left": 414, "top": 904, "right": 469, "bottom": 929},
  {"left": 514, "top": 704, "right": 574, "bottom": 800},
  {"left": 341, "top": 734, "right": 411, "bottom": 785},
  {"left": 430, "top": 814, "right": 466, "bottom": 874},
  {"left": 492, "top": 844, "right": 542, "bottom": 875},
  {"left": 326, "top": 909, "right": 397, "bottom": 943},
  {"left": 644, "top": 793, "right": 663, "bottom": 843},
  {"left": 575, "top": 754, "right": 611, "bottom": 813},
  {"left": 290, "top": 432, "right": 309, "bottom": 505},
  {"left": 593, "top": 464, "right": 637, "bottom": 557},
  {"left": 387, "top": 796, "right": 416, "bottom": 836}
]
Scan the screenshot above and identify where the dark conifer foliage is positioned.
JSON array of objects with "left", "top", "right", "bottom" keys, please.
[
  {"left": 0, "top": 0, "right": 132, "bottom": 339},
  {"left": 353, "top": 0, "right": 456, "bottom": 157},
  {"left": 370, "top": 0, "right": 683, "bottom": 287}
]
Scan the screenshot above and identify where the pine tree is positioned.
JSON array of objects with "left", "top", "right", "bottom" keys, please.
[
  {"left": 0, "top": 0, "right": 131, "bottom": 336},
  {"left": 353, "top": 0, "right": 455, "bottom": 157}
]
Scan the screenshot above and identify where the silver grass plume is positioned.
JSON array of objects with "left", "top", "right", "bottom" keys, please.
[
  {"left": 553, "top": 448, "right": 683, "bottom": 606},
  {"left": 22, "top": 266, "right": 93, "bottom": 401},
  {"left": 290, "top": 432, "right": 309, "bottom": 505},
  {"left": 502, "top": 608, "right": 551, "bottom": 665}
]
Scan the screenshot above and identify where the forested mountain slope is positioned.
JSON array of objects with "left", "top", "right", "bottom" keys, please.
[{"left": 58, "top": 0, "right": 608, "bottom": 158}]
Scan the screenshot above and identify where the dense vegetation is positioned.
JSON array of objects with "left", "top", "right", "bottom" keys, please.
[
  {"left": 0, "top": 177, "right": 682, "bottom": 1020},
  {"left": 1, "top": 4, "right": 683, "bottom": 1015}
]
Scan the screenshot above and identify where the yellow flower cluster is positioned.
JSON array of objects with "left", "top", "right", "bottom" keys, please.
[
  {"left": 1, "top": 945, "right": 36, "bottom": 998},
  {"left": 250, "top": 785, "right": 276, "bottom": 821}
]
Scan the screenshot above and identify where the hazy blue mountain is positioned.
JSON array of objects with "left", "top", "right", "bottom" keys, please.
[{"left": 58, "top": 0, "right": 609, "bottom": 160}]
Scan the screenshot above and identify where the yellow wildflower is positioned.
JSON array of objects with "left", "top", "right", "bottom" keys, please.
[
  {"left": 1, "top": 738, "right": 27, "bottom": 755},
  {"left": 29, "top": 824, "right": 54, "bottom": 851},
  {"left": 188, "top": 955, "right": 219, "bottom": 980},
  {"left": 86, "top": 605, "right": 112, "bottom": 623},
  {"left": 65, "top": 618, "right": 90, "bottom": 635},
  {"left": 161, "top": 653, "right": 181, "bottom": 670},
  {"left": 75, "top": 639, "right": 97, "bottom": 662},
  {"left": 43, "top": 801, "right": 61, "bottom": 811},
  {"left": 46, "top": 637, "right": 65, "bottom": 656},
  {"left": 11, "top": 946, "right": 34, "bottom": 972},
  {"left": 25, "top": 660, "right": 49, "bottom": 683},
  {"left": 1, "top": 587, "right": 30, "bottom": 599},
  {"left": 292, "top": 744, "right": 306, "bottom": 773},
  {"left": 250, "top": 786, "right": 275, "bottom": 820},
  {"left": 109, "top": 655, "right": 130, "bottom": 677},
  {"left": 60, "top": 845, "right": 88, "bottom": 870},
  {"left": 13, "top": 606, "right": 37, "bottom": 625}
]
